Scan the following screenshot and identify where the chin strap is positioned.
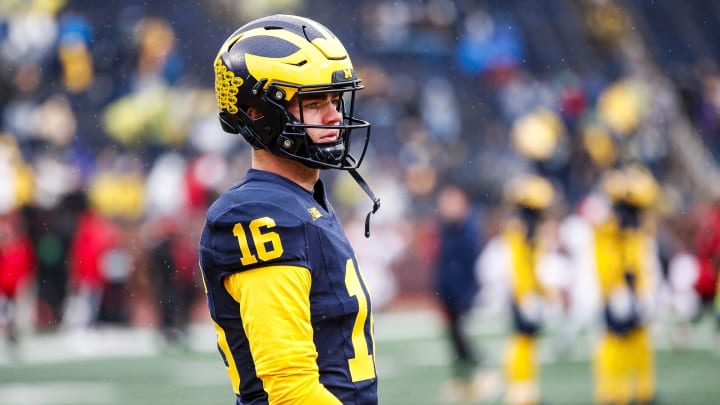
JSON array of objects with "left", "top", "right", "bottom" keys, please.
[{"left": 348, "top": 168, "right": 381, "bottom": 238}]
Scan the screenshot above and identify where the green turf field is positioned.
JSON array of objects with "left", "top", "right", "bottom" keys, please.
[{"left": 0, "top": 309, "right": 718, "bottom": 405}]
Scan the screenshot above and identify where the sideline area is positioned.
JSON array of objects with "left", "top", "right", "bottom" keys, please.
[{"left": 1, "top": 307, "right": 719, "bottom": 405}]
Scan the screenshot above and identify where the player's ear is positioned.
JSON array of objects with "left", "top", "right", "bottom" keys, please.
[{"left": 247, "top": 107, "right": 263, "bottom": 119}]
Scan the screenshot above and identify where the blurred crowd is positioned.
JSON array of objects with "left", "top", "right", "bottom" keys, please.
[{"left": 0, "top": 0, "right": 719, "bottom": 377}]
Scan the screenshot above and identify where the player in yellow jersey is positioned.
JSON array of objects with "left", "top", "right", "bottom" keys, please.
[
  {"left": 592, "top": 164, "right": 660, "bottom": 405},
  {"left": 478, "top": 173, "right": 557, "bottom": 405}
]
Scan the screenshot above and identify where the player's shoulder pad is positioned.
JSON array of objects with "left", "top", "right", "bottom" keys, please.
[
  {"left": 206, "top": 184, "right": 306, "bottom": 226},
  {"left": 200, "top": 184, "right": 312, "bottom": 275}
]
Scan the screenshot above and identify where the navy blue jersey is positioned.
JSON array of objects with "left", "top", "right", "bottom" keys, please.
[{"left": 198, "top": 169, "right": 377, "bottom": 405}]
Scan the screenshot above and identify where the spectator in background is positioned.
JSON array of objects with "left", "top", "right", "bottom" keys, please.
[
  {"left": 63, "top": 205, "right": 126, "bottom": 329},
  {"left": 689, "top": 199, "right": 720, "bottom": 352},
  {"left": 0, "top": 212, "right": 35, "bottom": 345},
  {"left": 0, "top": 134, "right": 36, "bottom": 342},
  {"left": 433, "top": 184, "right": 487, "bottom": 402},
  {"left": 63, "top": 157, "right": 142, "bottom": 330},
  {"left": 147, "top": 217, "right": 199, "bottom": 347},
  {"left": 143, "top": 151, "right": 206, "bottom": 346},
  {"left": 24, "top": 190, "right": 85, "bottom": 329}
]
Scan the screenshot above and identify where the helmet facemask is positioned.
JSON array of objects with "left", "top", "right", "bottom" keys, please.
[{"left": 266, "top": 81, "right": 371, "bottom": 170}]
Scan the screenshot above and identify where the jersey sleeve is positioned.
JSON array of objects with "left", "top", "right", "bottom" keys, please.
[
  {"left": 224, "top": 265, "right": 342, "bottom": 405},
  {"left": 200, "top": 199, "right": 310, "bottom": 283}
]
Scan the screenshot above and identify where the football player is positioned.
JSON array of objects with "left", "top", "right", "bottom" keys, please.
[
  {"left": 499, "top": 173, "right": 556, "bottom": 405},
  {"left": 198, "top": 15, "right": 379, "bottom": 405},
  {"left": 477, "top": 173, "right": 560, "bottom": 405},
  {"left": 592, "top": 164, "right": 660, "bottom": 405}
]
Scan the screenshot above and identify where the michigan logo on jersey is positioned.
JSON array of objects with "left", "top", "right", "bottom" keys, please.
[{"left": 308, "top": 206, "right": 323, "bottom": 221}]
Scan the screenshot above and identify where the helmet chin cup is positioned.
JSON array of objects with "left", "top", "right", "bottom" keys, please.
[{"left": 308, "top": 139, "right": 345, "bottom": 167}]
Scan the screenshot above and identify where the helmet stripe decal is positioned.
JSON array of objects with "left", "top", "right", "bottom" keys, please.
[{"left": 237, "top": 35, "right": 300, "bottom": 58}]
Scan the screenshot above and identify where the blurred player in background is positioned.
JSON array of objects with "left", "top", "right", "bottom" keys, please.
[
  {"left": 433, "top": 184, "right": 485, "bottom": 402},
  {"left": 592, "top": 164, "right": 661, "bottom": 405},
  {"left": 199, "top": 14, "right": 380, "bottom": 404},
  {"left": 476, "top": 173, "right": 564, "bottom": 405},
  {"left": 498, "top": 174, "right": 557, "bottom": 405}
]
